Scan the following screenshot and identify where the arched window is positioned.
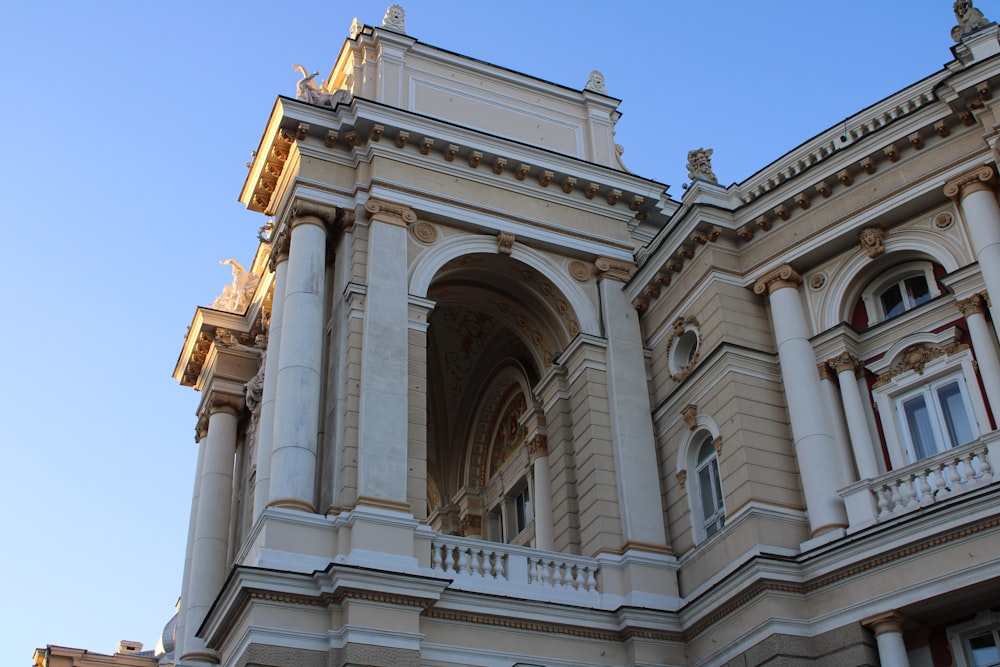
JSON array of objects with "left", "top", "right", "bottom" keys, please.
[
  {"left": 860, "top": 261, "right": 942, "bottom": 326},
  {"left": 694, "top": 435, "right": 725, "bottom": 537}
]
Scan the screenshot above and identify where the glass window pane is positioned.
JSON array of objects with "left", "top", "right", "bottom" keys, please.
[
  {"left": 698, "top": 465, "right": 716, "bottom": 520},
  {"left": 938, "top": 382, "right": 976, "bottom": 447},
  {"left": 969, "top": 631, "right": 1000, "bottom": 666},
  {"left": 880, "top": 284, "right": 905, "bottom": 319},
  {"left": 903, "top": 395, "right": 938, "bottom": 460},
  {"left": 905, "top": 275, "right": 931, "bottom": 306}
]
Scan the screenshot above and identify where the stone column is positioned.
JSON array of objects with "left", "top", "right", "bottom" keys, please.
[
  {"left": 269, "top": 204, "right": 332, "bottom": 513},
  {"left": 946, "top": 166, "right": 1000, "bottom": 339},
  {"left": 180, "top": 396, "right": 239, "bottom": 665},
  {"left": 864, "top": 611, "right": 910, "bottom": 667},
  {"left": 817, "top": 362, "right": 856, "bottom": 485},
  {"left": 527, "top": 435, "right": 554, "bottom": 551},
  {"left": 174, "top": 424, "right": 208, "bottom": 661},
  {"left": 252, "top": 233, "right": 289, "bottom": 521},
  {"left": 754, "top": 265, "right": 848, "bottom": 537},
  {"left": 958, "top": 293, "right": 1000, "bottom": 417},
  {"left": 829, "top": 352, "right": 881, "bottom": 480},
  {"left": 595, "top": 257, "right": 668, "bottom": 549},
  {"left": 355, "top": 200, "right": 414, "bottom": 510},
  {"left": 407, "top": 296, "right": 435, "bottom": 520}
]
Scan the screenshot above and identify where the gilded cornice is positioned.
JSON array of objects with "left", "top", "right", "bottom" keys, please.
[
  {"left": 944, "top": 165, "right": 997, "bottom": 200},
  {"left": 753, "top": 264, "right": 802, "bottom": 296}
]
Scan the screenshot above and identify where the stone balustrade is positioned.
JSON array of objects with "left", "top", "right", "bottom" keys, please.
[
  {"left": 840, "top": 433, "right": 997, "bottom": 532},
  {"left": 429, "top": 534, "right": 600, "bottom": 599}
]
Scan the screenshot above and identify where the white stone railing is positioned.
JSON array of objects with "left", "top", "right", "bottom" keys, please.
[
  {"left": 429, "top": 534, "right": 600, "bottom": 597},
  {"left": 841, "top": 435, "right": 997, "bottom": 531}
]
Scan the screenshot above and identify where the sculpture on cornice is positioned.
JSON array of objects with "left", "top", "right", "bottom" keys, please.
[
  {"left": 212, "top": 259, "right": 259, "bottom": 313},
  {"left": 686, "top": 148, "right": 718, "bottom": 182},
  {"left": 952, "top": 0, "right": 990, "bottom": 41},
  {"left": 293, "top": 64, "right": 350, "bottom": 108},
  {"left": 382, "top": 4, "right": 406, "bottom": 33},
  {"left": 584, "top": 70, "right": 608, "bottom": 95}
]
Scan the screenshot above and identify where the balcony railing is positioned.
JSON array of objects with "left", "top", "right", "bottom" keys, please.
[
  {"left": 428, "top": 533, "right": 600, "bottom": 601},
  {"left": 840, "top": 435, "right": 997, "bottom": 531}
]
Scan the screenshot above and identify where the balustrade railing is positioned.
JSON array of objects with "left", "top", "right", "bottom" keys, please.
[
  {"left": 840, "top": 436, "right": 997, "bottom": 531},
  {"left": 429, "top": 534, "right": 600, "bottom": 597}
]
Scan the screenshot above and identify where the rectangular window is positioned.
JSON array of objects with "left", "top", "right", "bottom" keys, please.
[{"left": 896, "top": 376, "right": 978, "bottom": 462}]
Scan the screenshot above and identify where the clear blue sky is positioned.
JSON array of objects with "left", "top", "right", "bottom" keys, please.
[{"left": 0, "top": 1, "right": 965, "bottom": 663}]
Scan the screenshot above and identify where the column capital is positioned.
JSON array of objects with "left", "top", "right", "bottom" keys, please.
[
  {"left": 944, "top": 165, "right": 997, "bottom": 200},
  {"left": 957, "top": 291, "right": 989, "bottom": 317},
  {"left": 527, "top": 434, "right": 549, "bottom": 461},
  {"left": 364, "top": 197, "right": 418, "bottom": 226},
  {"left": 753, "top": 264, "right": 802, "bottom": 295},
  {"left": 594, "top": 256, "right": 637, "bottom": 282},
  {"left": 267, "top": 228, "right": 291, "bottom": 272},
  {"left": 207, "top": 390, "right": 243, "bottom": 417},
  {"left": 817, "top": 361, "right": 835, "bottom": 382},
  {"left": 290, "top": 200, "right": 338, "bottom": 228},
  {"left": 862, "top": 610, "right": 908, "bottom": 635},
  {"left": 828, "top": 351, "right": 862, "bottom": 375}
]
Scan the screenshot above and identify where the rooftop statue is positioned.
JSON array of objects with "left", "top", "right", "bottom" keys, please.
[
  {"left": 293, "top": 65, "right": 350, "bottom": 108},
  {"left": 584, "top": 70, "right": 608, "bottom": 95},
  {"left": 382, "top": 4, "right": 406, "bottom": 33},
  {"left": 952, "top": 0, "right": 990, "bottom": 41},
  {"left": 687, "top": 148, "right": 718, "bottom": 183},
  {"left": 212, "top": 259, "right": 259, "bottom": 313}
]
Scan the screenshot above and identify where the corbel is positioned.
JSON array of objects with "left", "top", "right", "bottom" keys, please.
[
  {"left": 515, "top": 164, "right": 531, "bottom": 181},
  {"left": 395, "top": 130, "right": 410, "bottom": 148},
  {"left": 296, "top": 123, "right": 310, "bottom": 140},
  {"left": 884, "top": 144, "right": 900, "bottom": 162},
  {"left": 444, "top": 144, "right": 459, "bottom": 161},
  {"left": 468, "top": 151, "right": 482, "bottom": 168},
  {"left": 492, "top": 157, "right": 507, "bottom": 174},
  {"left": 420, "top": 137, "right": 434, "bottom": 155},
  {"left": 909, "top": 132, "right": 924, "bottom": 150},
  {"left": 860, "top": 157, "right": 877, "bottom": 174}
]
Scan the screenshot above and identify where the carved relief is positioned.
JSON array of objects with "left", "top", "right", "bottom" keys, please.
[
  {"left": 957, "top": 292, "right": 988, "bottom": 317},
  {"left": 584, "top": 183, "right": 599, "bottom": 199},
  {"left": 539, "top": 170, "right": 554, "bottom": 187},
  {"left": 934, "top": 212, "right": 954, "bottom": 229},
  {"left": 773, "top": 204, "right": 790, "bottom": 221},
  {"left": 562, "top": 177, "right": 577, "bottom": 193},
  {"left": 884, "top": 144, "right": 900, "bottom": 162},
  {"left": 860, "top": 157, "right": 877, "bottom": 175},
  {"left": 909, "top": 132, "right": 924, "bottom": 150},
  {"left": 873, "top": 342, "right": 970, "bottom": 387},
  {"left": 515, "top": 164, "right": 531, "bottom": 181},
  {"left": 468, "top": 151, "right": 482, "bottom": 168},
  {"left": 944, "top": 165, "right": 996, "bottom": 199},
  {"left": 492, "top": 157, "right": 507, "bottom": 174},
  {"left": 686, "top": 148, "right": 717, "bottom": 182},
  {"left": 444, "top": 144, "right": 459, "bottom": 161},
  {"left": 584, "top": 70, "right": 608, "bottom": 94},
  {"left": 497, "top": 231, "right": 515, "bottom": 255},
  {"left": 859, "top": 225, "right": 886, "bottom": 258},
  {"left": 815, "top": 181, "right": 832, "bottom": 198},
  {"left": 681, "top": 404, "right": 698, "bottom": 430},
  {"left": 420, "top": 137, "right": 434, "bottom": 155},
  {"left": 829, "top": 351, "right": 862, "bottom": 375},
  {"left": 568, "top": 260, "right": 592, "bottom": 282},
  {"left": 212, "top": 260, "right": 259, "bottom": 313},
  {"left": 676, "top": 469, "right": 687, "bottom": 490},
  {"left": 382, "top": 4, "right": 407, "bottom": 33},
  {"left": 666, "top": 316, "right": 701, "bottom": 382},
  {"left": 371, "top": 125, "right": 384, "bottom": 142},
  {"left": 395, "top": 130, "right": 410, "bottom": 148},
  {"left": 952, "top": 0, "right": 989, "bottom": 41},
  {"left": 411, "top": 221, "right": 438, "bottom": 244},
  {"left": 809, "top": 273, "right": 827, "bottom": 290},
  {"left": 838, "top": 169, "right": 854, "bottom": 186},
  {"left": 606, "top": 189, "right": 622, "bottom": 206},
  {"left": 794, "top": 193, "right": 811, "bottom": 210},
  {"left": 527, "top": 434, "right": 549, "bottom": 460}
]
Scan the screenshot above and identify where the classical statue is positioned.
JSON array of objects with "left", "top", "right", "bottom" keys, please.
[
  {"left": 584, "top": 70, "right": 608, "bottom": 95},
  {"left": 686, "top": 148, "right": 718, "bottom": 183},
  {"left": 952, "top": 0, "right": 990, "bottom": 41},
  {"left": 212, "top": 259, "right": 259, "bottom": 313},
  {"left": 293, "top": 65, "right": 350, "bottom": 108},
  {"left": 382, "top": 4, "right": 406, "bottom": 33}
]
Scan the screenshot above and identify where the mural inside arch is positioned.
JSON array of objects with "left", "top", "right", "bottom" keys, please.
[{"left": 487, "top": 391, "right": 527, "bottom": 479}]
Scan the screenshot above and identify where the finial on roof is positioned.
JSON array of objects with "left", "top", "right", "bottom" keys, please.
[
  {"left": 382, "top": 5, "right": 406, "bottom": 33},
  {"left": 584, "top": 70, "right": 608, "bottom": 95},
  {"left": 350, "top": 18, "right": 363, "bottom": 39},
  {"left": 952, "top": 0, "right": 990, "bottom": 41},
  {"left": 687, "top": 148, "right": 717, "bottom": 183}
]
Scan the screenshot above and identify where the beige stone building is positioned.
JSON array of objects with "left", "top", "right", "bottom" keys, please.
[{"left": 166, "top": 4, "right": 1000, "bottom": 666}]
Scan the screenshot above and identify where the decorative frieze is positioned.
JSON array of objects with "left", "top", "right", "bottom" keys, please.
[{"left": 873, "top": 342, "right": 969, "bottom": 388}]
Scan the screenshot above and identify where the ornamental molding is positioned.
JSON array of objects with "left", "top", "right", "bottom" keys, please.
[
  {"left": 676, "top": 469, "right": 687, "bottom": 490},
  {"left": 943, "top": 165, "right": 996, "bottom": 200},
  {"left": 458, "top": 514, "right": 482, "bottom": 536},
  {"left": 753, "top": 264, "right": 802, "bottom": 295},
  {"left": 411, "top": 221, "right": 438, "bottom": 244},
  {"left": 957, "top": 292, "right": 988, "bottom": 317},
  {"left": 568, "top": 260, "right": 592, "bottom": 282},
  {"left": 497, "top": 231, "right": 515, "bottom": 255},
  {"left": 817, "top": 362, "right": 835, "bottom": 382},
  {"left": 681, "top": 404, "right": 698, "bottom": 430},
  {"left": 290, "top": 201, "right": 337, "bottom": 227},
  {"left": 828, "top": 351, "right": 862, "bottom": 376},
  {"left": 364, "top": 198, "right": 418, "bottom": 225},
  {"left": 873, "top": 342, "right": 969, "bottom": 388},
  {"left": 594, "top": 256, "right": 637, "bottom": 282},
  {"left": 666, "top": 315, "right": 701, "bottom": 383}
]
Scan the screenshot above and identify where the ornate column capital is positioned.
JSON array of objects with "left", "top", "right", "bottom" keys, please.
[
  {"left": 527, "top": 434, "right": 549, "bottom": 461},
  {"left": 828, "top": 351, "right": 862, "bottom": 375},
  {"left": 207, "top": 390, "right": 244, "bottom": 417},
  {"left": 817, "top": 361, "right": 836, "bottom": 382},
  {"left": 753, "top": 264, "right": 802, "bottom": 295},
  {"left": 364, "top": 198, "right": 418, "bottom": 226},
  {"left": 862, "top": 610, "right": 907, "bottom": 636},
  {"left": 290, "top": 201, "right": 338, "bottom": 228},
  {"left": 944, "top": 165, "right": 997, "bottom": 200},
  {"left": 957, "top": 292, "right": 989, "bottom": 317},
  {"left": 594, "top": 256, "right": 637, "bottom": 282},
  {"left": 267, "top": 228, "right": 291, "bottom": 272}
]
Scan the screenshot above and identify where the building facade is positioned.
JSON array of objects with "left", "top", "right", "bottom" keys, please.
[{"left": 169, "top": 4, "right": 1000, "bottom": 666}]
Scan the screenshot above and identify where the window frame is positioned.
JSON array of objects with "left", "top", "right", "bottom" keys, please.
[
  {"left": 947, "top": 611, "right": 1000, "bottom": 667},
  {"left": 872, "top": 347, "right": 987, "bottom": 469},
  {"left": 680, "top": 423, "right": 726, "bottom": 545},
  {"left": 860, "top": 261, "right": 941, "bottom": 326}
]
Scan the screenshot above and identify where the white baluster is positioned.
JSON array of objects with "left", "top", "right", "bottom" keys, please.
[
  {"left": 432, "top": 543, "right": 443, "bottom": 571},
  {"left": 444, "top": 545, "right": 455, "bottom": 573}
]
